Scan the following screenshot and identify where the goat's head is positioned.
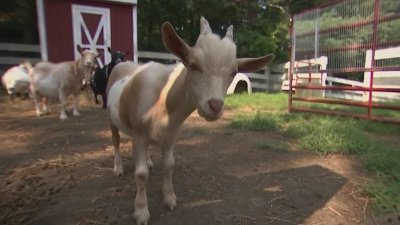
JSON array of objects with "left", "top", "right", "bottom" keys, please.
[
  {"left": 76, "top": 45, "right": 101, "bottom": 82},
  {"left": 162, "top": 17, "right": 274, "bottom": 121},
  {"left": 108, "top": 47, "right": 128, "bottom": 65}
]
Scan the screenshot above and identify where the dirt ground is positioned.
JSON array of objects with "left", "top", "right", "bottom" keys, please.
[{"left": 0, "top": 94, "right": 395, "bottom": 225}]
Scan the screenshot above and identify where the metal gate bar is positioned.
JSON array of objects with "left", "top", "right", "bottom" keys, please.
[{"left": 288, "top": 0, "right": 400, "bottom": 123}]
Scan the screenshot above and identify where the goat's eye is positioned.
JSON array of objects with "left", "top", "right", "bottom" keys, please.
[
  {"left": 189, "top": 64, "right": 200, "bottom": 72},
  {"left": 231, "top": 70, "right": 238, "bottom": 77}
]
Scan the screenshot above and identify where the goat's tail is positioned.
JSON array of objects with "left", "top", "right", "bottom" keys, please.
[
  {"left": 22, "top": 61, "right": 36, "bottom": 96},
  {"left": 21, "top": 61, "right": 33, "bottom": 75}
]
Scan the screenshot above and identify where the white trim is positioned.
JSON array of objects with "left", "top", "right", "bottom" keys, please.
[
  {"left": 92, "top": 0, "right": 137, "bottom": 5},
  {"left": 72, "top": 4, "right": 111, "bottom": 67},
  {"left": 36, "top": 0, "right": 48, "bottom": 61},
  {"left": 132, "top": 5, "right": 138, "bottom": 63}
]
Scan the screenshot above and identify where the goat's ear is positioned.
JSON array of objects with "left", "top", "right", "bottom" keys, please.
[
  {"left": 162, "top": 22, "right": 190, "bottom": 63},
  {"left": 237, "top": 54, "right": 275, "bottom": 73},
  {"left": 107, "top": 47, "right": 112, "bottom": 53},
  {"left": 225, "top": 25, "right": 234, "bottom": 41},
  {"left": 97, "top": 51, "right": 104, "bottom": 58},
  {"left": 200, "top": 16, "right": 212, "bottom": 35},
  {"left": 77, "top": 45, "right": 83, "bottom": 54}
]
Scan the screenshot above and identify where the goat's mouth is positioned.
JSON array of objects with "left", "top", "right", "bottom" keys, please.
[
  {"left": 197, "top": 107, "right": 223, "bottom": 122},
  {"left": 115, "top": 58, "right": 123, "bottom": 64}
]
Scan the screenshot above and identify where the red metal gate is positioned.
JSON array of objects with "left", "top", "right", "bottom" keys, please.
[{"left": 288, "top": 0, "right": 400, "bottom": 123}]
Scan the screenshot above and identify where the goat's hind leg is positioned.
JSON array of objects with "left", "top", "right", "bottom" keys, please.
[
  {"left": 32, "top": 91, "right": 43, "bottom": 116},
  {"left": 58, "top": 89, "right": 68, "bottom": 120},
  {"left": 101, "top": 92, "right": 107, "bottom": 109},
  {"left": 42, "top": 97, "right": 49, "bottom": 114},
  {"left": 110, "top": 123, "right": 123, "bottom": 176}
]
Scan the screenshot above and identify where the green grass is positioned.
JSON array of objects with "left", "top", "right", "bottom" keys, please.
[
  {"left": 226, "top": 92, "right": 400, "bottom": 213},
  {"left": 231, "top": 112, "right": 282, "bottom": 131},
  {"left": 225, "top": 92, "right": 288, "bottom": 111}
]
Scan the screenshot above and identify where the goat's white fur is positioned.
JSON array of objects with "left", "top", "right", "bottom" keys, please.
[
  {"left": 1, "top": 63, "right": 31, "bottom": 101},
  {"left": 106, "top": 17, "right": 274, "bottom": 225}
]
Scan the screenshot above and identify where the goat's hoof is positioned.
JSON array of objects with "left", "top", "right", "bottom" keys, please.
[
  {"left": 113, "top": 165, "right": 123, "bottom": 176},
  {"left": 163, "top": 195, "right": 177, "bottom": 210},
  {"left": 73, "top": 111, "right": 81, "bottom": 117},
  {"left": 147, "top": 158, "right": 154, "bottom": 169},
  {"left": 133, "top": 208, "right": 150, "bottom": 225}
]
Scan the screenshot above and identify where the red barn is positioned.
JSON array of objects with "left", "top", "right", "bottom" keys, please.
[{"left": 36, "top": 0, "right": 137, "bottom": 67}]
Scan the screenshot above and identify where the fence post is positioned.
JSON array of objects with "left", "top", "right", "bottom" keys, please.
[{"left": 368, "top": 0, "right": 380, "bottom": 119}]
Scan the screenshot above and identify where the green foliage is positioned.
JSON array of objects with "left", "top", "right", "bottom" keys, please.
[
  {"left": 363, "top": 144, "right": 400, "bottom": 213},
  {"left": 226, "top": 93, "right": 400, "bottom": 212},
  {"left": 137, "top": 0, "right": 332, "bottom": 63},
  {"left": 0, "top": 0, "right": 38, "bottom": 43}
]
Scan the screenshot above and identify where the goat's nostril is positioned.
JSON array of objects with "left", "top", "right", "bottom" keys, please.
[{"left": 208, "top": 99, "right": 223, "bottom": 113}]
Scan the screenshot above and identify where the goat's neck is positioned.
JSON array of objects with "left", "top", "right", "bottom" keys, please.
[
  {"left": 160, "top": 64, "right": 195, "bottom": 127},
  {"left": 74, "top": 60, "right": 90, "bottom": 80}
]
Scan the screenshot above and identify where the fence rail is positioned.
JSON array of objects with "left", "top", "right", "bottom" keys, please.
[{"left": 0, "top": 43, "right": 42, "bottom": 74}]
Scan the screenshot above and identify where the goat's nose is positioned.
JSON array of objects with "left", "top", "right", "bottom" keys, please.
[{"left": 208, "top": 99, "right": 224, "bottom": 114}]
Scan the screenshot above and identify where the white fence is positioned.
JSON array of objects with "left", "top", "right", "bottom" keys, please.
[
  {"left": 0, "top": 42, "right": 285, "bottom": 92},
  {"left": 0, "top": 43, "right": 41, "bottom": 74}
]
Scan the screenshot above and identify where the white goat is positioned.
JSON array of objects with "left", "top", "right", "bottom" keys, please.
[
  {"left": 106, "top": 17, "right": 274, "bottom": 225},
  {"left": 30, "top": 45, "right": 98, "bottom": 120},
  {"left": 1, "top": 62, "right": 32, "bottom": 101}
]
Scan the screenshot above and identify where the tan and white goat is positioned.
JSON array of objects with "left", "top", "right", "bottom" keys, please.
[
  {"left": 106, "top": 17, "right": 274, "bottom": 225},
  {"left": 30, "top": 45, "right": 98, "bottom": 120}
]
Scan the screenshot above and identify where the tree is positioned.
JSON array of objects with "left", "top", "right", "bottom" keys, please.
[
  {"left": 0, "top": 0, "right": 38, "bottom": 43},
  {"left": 137, "top": 0, "right": 331, "bottom": 63}
]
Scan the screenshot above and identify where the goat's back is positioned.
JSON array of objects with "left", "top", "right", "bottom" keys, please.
[
  {"left": 1, "top": 66, "right": 30, "bottom": 94},
  {"left": 32, "top": 61, "right": 79, "bottom": 98},
  {"left": 106, "top": 61, "right": 177, "bottom": 135}
]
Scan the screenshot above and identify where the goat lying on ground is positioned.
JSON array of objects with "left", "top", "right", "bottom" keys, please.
[
  {"left": 91, "top": 47, "right": 127, "bottom": 108},
  {"left": 106, "top": 17, "right": 274, "bottom": 225},
  {"left": 30, "top": 45, "right": 98, "bottom": 120},
  {"left": 1, "top": 62, "right": 32, "bottom": 102}
]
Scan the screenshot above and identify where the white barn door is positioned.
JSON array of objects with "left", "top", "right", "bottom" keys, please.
[{"left": 72, "top": 4, "right": 111, "bottom": 67}]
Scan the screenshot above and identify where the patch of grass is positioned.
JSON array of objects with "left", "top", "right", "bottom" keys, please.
[
  {"left": 285, "top": 115, "right": 372, "bottom": 155},
  {"left": 227, "top": 93, "right": 400, "bottom": 213},
  {"left": 230, "top": 112, "right": 282, "bottom": 131},
  {"left": 225, "top": 92, "right": 288, "bottom": 111}
]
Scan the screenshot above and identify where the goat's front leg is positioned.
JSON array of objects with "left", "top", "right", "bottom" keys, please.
[
  {"left": 162, "top": 140, "right": 177, "bottom": 210},
  {"left": 72, "top": 94, "right": 81, "bottom": 117},
  {"left": 133, "top": 137, "right": 151, "bottom": 225},
  {"left": 58, "top": 89, "right": 68, "bottom": 120},
  {"left": 110, "top": 123, "right": 123, "bottom": 176}
]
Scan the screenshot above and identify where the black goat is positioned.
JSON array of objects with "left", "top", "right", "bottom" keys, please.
[{"left": 90, "top": 47, "right": 127, "bottom": 108}]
